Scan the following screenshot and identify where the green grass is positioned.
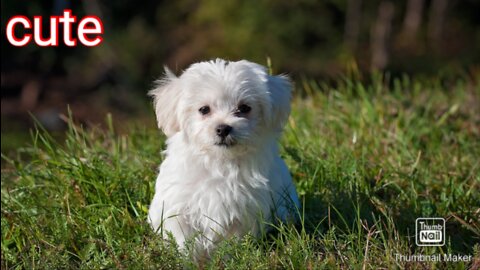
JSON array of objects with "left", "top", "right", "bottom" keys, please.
[{"left": 2, "top": 75, "right": 479, "bottom": 269}]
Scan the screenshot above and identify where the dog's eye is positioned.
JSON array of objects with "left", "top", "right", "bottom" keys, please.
[
  {"left": 237, "top": 104, "right": 251, "bottom": 114},
  {"left": 199, "top": 106, "right": 211, "bottom": 115}
]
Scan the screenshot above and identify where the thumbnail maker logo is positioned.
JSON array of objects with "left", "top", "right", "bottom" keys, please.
[{"left": 416, "top": 218, "right": 445, "bottom": 246}]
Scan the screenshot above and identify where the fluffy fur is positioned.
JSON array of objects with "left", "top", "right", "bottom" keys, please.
[{"left": 147, "top": 59, "right": 299, "bottom": 258}]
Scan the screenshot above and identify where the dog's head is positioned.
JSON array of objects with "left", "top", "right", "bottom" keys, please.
[{"left": 149, "top": 59, "right": 291, "bottom": 155}]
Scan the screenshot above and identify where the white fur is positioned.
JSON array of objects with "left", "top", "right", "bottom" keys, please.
[{"left": 147, "top": 59, "right": 299, "bottom": 258}]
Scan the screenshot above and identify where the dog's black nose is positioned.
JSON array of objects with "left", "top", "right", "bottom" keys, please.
[{"left": 216, "top": 124, "right": 232, "bottom": 138}]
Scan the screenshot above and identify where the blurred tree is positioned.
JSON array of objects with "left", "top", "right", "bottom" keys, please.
[
  {"left": 370, "top": 1, "right": 395, "bottom": 71},
  {"left": 428, "top": 0, "right": 448, "bottom": 52},
  {"left": 344, "top": 0, "right": 362, "bottom": 52},
  {"left": 400, "top": 0, "right": 424, "bottom": 42}
]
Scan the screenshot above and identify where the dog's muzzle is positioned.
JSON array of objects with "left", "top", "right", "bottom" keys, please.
[{"left": 215, "top": 124, "right": 236, "bottom": 147}]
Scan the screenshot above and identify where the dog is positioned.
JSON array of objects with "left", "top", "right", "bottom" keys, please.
[{"left": 147, "top": 59, "right": 299, "bottom": 258}]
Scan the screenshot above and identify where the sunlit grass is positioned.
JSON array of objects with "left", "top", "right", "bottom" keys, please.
[{"left": 2, "top": 75, "right": 479, "bottom": 269}]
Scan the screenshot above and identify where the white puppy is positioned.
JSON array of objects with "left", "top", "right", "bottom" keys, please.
[{"left": 148, "top": 59, "right": 299, "bottom": 258}]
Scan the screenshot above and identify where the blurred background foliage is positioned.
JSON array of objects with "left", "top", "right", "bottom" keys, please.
[{"left": 1, "top": 0, "right": 479, "bottom": 142}]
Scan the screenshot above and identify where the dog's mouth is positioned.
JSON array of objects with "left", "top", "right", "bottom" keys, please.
[
  {"left": 214, "top": 138, "right": 236, "bottom": 147},
  {"left": 214, "top": 141, "right": 235, "bottom": 147}
]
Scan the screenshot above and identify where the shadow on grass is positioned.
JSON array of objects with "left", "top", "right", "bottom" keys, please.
[
  {"left": 281, "top": 144, "right": 478, "bottom": 257},
  {"left": 297, "top": 175, "right": 477, "bottom": 255}
]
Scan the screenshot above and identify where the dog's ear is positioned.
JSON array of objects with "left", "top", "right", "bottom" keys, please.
[
  {"left": 149, "top": 67, "right": 182, "bottom": 137},
  {"left": 267, "top": 74, "right": 292, "bottom": 130}
]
